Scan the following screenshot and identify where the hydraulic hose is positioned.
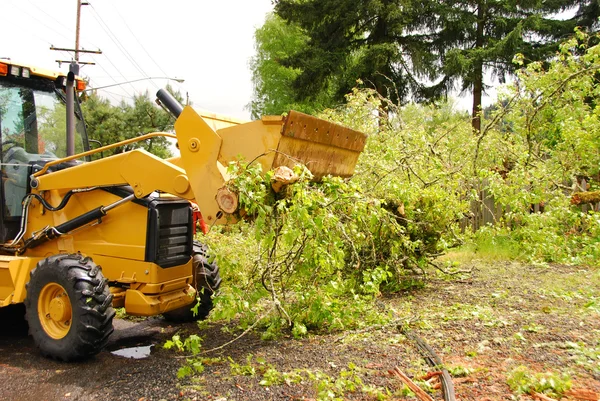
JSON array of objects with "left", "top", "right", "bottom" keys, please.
[
  {"left": 29, "top": 191, "right": 77, "bottom": 212},
  {"left": 21, "top": 194, "right": 135, "bottom": 252},
  {"left": 404, "top": 330, "right": 456, "bottom": 401}
]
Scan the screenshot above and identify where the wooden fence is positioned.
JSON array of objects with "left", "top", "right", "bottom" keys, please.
[{"left": 461, "top": 178, "right": 600, "bottom": 232}]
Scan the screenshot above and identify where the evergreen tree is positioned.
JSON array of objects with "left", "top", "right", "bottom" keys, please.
[
  {"left": 572, "top": 0, "right": 600, "bottom": 31},
  {"left": 273, "top": 0, "right": 596, "bottom": 131},
  {"left": 273, "top": 0, "right": 426, "bottom": 108},
  {"left": 416, "top": 0, "right": 582, "bottom": 132}
]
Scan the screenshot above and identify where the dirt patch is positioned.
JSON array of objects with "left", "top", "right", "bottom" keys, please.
[{"left": 0, "top": 260, "right": 598, "bottom": 400}]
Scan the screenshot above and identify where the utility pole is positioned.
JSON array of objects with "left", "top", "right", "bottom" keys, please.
[
  {"left": 49, "top": 0, "right": 101, "bottom": 157},
  {"left": 51, "top": 0, "right": 100, "bottom": 71},
  {"left": 75, "top": 0, "right": 84, "bottom": 63}
]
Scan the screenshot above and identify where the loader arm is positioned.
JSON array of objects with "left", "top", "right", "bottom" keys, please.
[
  {"left": 173, "top": 106, "right": 230, "bottom": 225},
  {"left": 33, "top": 102, "right": 366, "bottom": 227},
  {"left": 33, "top": 148, "right": 196, "bottom": 200}
]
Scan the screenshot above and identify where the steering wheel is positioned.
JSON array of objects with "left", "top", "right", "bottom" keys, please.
[{"left": 2, "top": 139, "right": 20, "bottom": 149}]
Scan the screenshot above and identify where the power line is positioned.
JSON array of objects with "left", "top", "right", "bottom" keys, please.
[
  {"left": 103, "top": 90, "right": 136, "bottom": 101},
  {"left": 105, "top": 0, "right": 170, "bottom": 82},
  {"left": 24, "top": 0, "right": 75, "bottom": 39},
  {"left": 91, "top": 86, "right": 122, "bottom": 104},
  {"left": 7, "top": 0, "right": 73, "bottom": 44},
  {"left": 87, "top": 76, "right": 135, "bottom": 102},
  {"left": 89, "top": 54, "right": 136, "bottom": 98},
  {"left": 87, "top": 3, "right": 154, "bottom": 89}
]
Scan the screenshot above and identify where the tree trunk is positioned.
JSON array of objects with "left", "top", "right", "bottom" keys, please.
[
  {"left": 375, "top": 81, "right": 389, "bottom": 129},
  {"left": 472, "top": 68, "right": 482, "bottom": 133},
  {"left": 472, "top": 0, "right": 485, "bottom": 134}
]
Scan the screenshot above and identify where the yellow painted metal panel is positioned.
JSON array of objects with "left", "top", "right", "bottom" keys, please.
[
  {"left": 281, "top": 111, "right": 367, "bottom": 152},
  {"left": 91, "top": 255, "right": 192, "bottom": 288},
  {"left": 24, "top": 190, "right": 148, "bottom": 261},
  {"left": 175, "top": 106, "right": 228, "bottom": 224},
  {"left": 273, "top": 137, "right": 362, "bottom": 179},
  {"left": 0, "top": 256, "right": 42, "bottom": 305},
  {"left": 197, "top": 109, "right": 247, "bottom": 131},
  {"left": 275, "top": 111, "right": 367, "bottom": 179},
  {"left": 0, "top": 263, "right": 14, "bottom": 305},
  {"left": 124, "top": 286, "right": 195, "bottom": 316},
  {"left": 217, "top": 119, "right": 283, "bottom": 173},
  {"left": 34, "top": 149, "right": 195, "bottom": 200}
]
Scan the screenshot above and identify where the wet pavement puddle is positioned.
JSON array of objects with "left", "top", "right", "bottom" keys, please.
[{"left": 111, "top": 344, "right": 154, "bottom": 359}]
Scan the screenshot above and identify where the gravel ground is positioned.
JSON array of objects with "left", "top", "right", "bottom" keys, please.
[{"left": 0, "top": 259, "right": 598, "bottom": 401}]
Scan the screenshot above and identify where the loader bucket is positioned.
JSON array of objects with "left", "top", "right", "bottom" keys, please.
[
  {"left": 274, "top": 111, "right": 367, "bottom": 179},
  {"left": 174, "top": 106, "right": 368, "bottom": 224},
  {"left": 216, "top": 110, "right": 367, "bottom": 180}
]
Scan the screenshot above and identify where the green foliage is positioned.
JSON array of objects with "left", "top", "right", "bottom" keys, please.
[
  {"left": 208, "top": 156, "right": 439, "bottom": 336},
  {"left": 249, "top": 13, "right": 334, "bottom": 118},
  {"left": 446, "top": 365, "right": 475, "bottom": 378},
  {"left": 163, "top": 334, "right": 208, "bottom": 380},
  {"left": 321, "top": 89, "right": 473, "bottom": 262},
  {"left": 229, "top": 354, "right": 258, "bottom": 377},
  {"left": 309, "top": 364, "right": 364, "bottom": 400},
  {"left": 114, "top": 307, "right": 127, "bottom": 319},
  {"left": 228, "top": 357, "right": 390, "bottom": 400},
  {"left": 163, "top": 334, "right": 202, "bottom": 355},
  {"left": 506, "top": 365, "right": 572, "bottom": 397},
  {"left": 422, "top": 0, "right": 584, "bottom": 127},
  {"left": 212, "top": 31, "right": 600, "bottom": 344},
  {"left": 163, "top": 334, "right": 184, "bottom": 352},
  {"left": 466, "top": 30, "right": 600, "bottom": 265},
  {"left": 467, "top": 229, "right": 523, "bottom": 261},
  {"left": 81, "top": 86, "right": 183, "bottom": 158},
  {"left": 266, "top": 0, "right": 595, "bottom": 124},
  {"left": 271, "top": 0, "right": 421, "bottom": 107},
  {"left": 177, "top": 359, "right": 205, "bottom": 379},
  {"left": 564, "top": 341, "right": 600, "bottom": 375}
]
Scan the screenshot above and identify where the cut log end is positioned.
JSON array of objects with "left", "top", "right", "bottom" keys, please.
[
  {"left": 571, "top": 191, "right": 600, "bottom": 205},
  {"left": 216, "top": 187, "right": 239, "bottom": 214},
  {"left": 271, "top": 166, "right": 299, "bottom": 193}
]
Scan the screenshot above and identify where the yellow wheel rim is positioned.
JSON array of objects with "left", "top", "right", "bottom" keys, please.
[{"left": 38, "top": 283, "right": 72, "bottom": 339}]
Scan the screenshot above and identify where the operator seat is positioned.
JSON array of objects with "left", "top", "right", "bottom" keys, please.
[{"left": 3, "top": 146, "right": 30, "bottom": 217}]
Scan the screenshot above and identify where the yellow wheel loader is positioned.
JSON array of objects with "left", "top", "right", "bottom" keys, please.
[{"left": 0, "top": 59, "right": 367, "bottom": 361}]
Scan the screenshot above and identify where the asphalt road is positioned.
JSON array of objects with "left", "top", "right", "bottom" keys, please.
[{"left": 0, "top": 305, "right": 185, "bottom": 401}]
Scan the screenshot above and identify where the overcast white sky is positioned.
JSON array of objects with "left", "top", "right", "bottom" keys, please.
[{"left": 2, "top": 0, "right": 274, "bottom": 120}]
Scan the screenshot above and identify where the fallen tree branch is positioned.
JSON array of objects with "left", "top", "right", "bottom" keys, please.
[
  {"left": 565, "top": 389, "right": 600, "bottom": 401},
  {"left": 196, "top": 303, "right": 277, "bottom": 356},
  {"left": 428, "top": 260, "right": 473, "bottom": 276},
  {"left": 390, "top": 366, "right": 435, "bottom": 401},
  {"left": 571, "top": 191, "right": 600, "bottom": 205},
  {"left": 531, "top": 392, "right": 558, "bottom": 401}
]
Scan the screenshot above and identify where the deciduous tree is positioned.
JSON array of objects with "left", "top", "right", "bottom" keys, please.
[
  {"left": 248, "top": 13, "right": 336, "bottom": 118},
  {"left": 81, "top": 87, "right": 181, "bottom": 158}
]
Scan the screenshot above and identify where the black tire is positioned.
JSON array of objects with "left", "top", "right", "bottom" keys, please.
[
  {"left": 24, "top": 254, "right": 115, "bottom": 361},
  {"left": 163, "top": 241, "right": 221, "bottom": 322}
]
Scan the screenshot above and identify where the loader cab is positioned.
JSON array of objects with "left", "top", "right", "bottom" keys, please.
[{"left": 0, "top": 60, "right": 89, "bottom": 242}]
